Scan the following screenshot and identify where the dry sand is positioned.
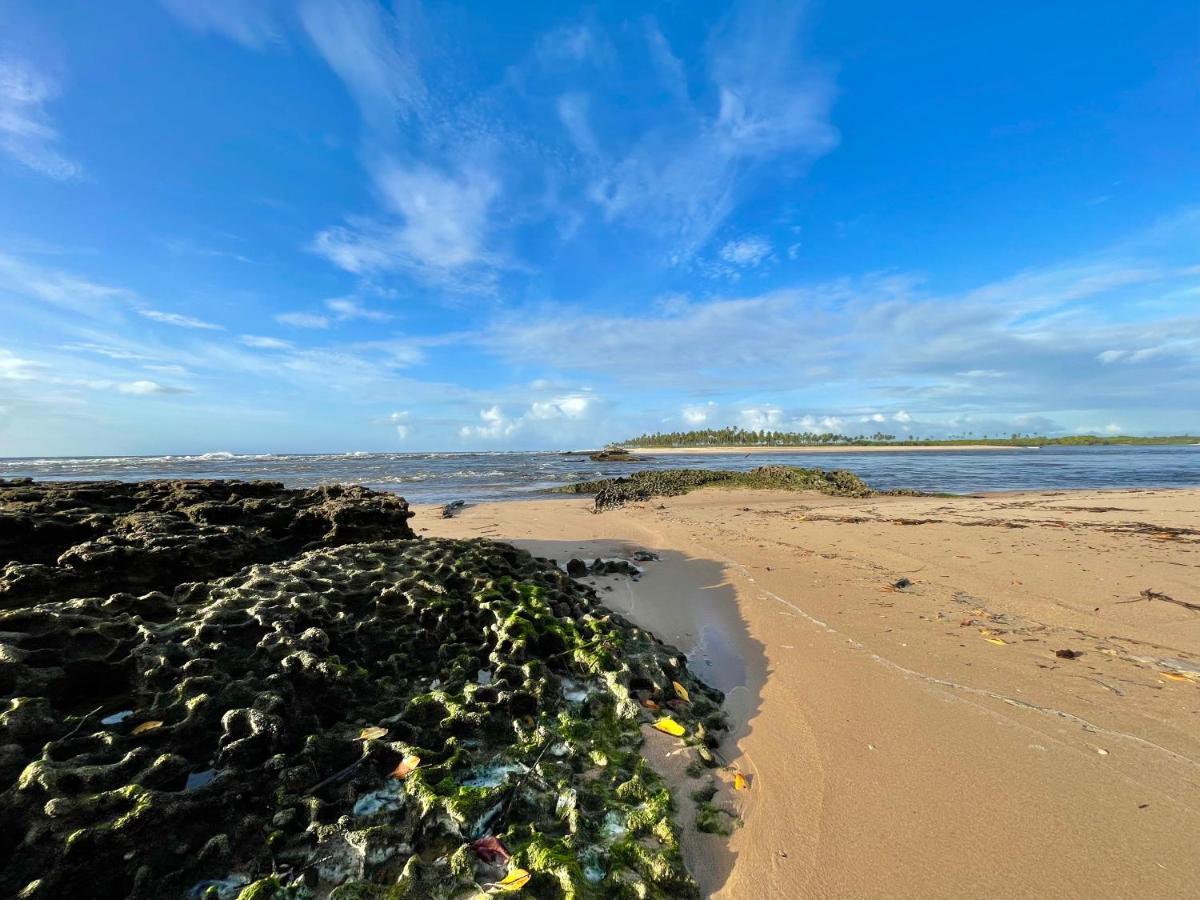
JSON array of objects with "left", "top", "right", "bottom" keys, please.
[
  {"left": 628, "top": 444, "right": 1020, "bottom": 454},
  {"left": 418, "top": 487, "right": 1200, "bottom": 899}
]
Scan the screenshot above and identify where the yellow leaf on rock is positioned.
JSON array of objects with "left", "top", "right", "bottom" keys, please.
[
  {"left": 1160, "top": 672, "right": 1191, "bottom": 682},
  {"left": 357, "top": 726, "right": 388, "bottom": 741},
  {"left": 131, "top": 720, "right": 163, "bottom": 735},
  {"left": 733, "top": 772, "right": 749, "bottom": 791},
  {"left": 489, "top": 868, "right": 531, "bottom": 892},
  {"left": 985, "top": 638, "right": 1007, "bottom": 646},
  {"left": 391, "top": 754, "right": 421, "bottom": 779},
  {"left": 672, "top": 681, "right": 690, "bottom": 702},
  {"left": 653, "top": 717, "right": 686, "bottom": 737}
]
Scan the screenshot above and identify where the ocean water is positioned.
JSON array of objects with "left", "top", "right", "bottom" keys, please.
[{"left": 1, "top": 445, "right": 1197, "bottom": 505}]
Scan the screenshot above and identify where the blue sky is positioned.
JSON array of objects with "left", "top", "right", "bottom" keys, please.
[{"left": 1, "top": 0, "right": 1197, "bottom": 455}]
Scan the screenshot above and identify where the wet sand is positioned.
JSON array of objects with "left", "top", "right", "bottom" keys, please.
[{"left": 420, "top": 487, "right": 1200, "bottom": 899}]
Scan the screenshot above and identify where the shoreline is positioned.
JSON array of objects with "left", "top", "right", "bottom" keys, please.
[
  {"left": 627, "top": 443, "right": 1028, "bottom": 454},
  {"left": 421, "top": 485, "right": 1200, "bottom": 898}
]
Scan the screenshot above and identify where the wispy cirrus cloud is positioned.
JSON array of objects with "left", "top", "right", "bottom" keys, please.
[
  {"left": 275, "top": 311, "right": 329, "bottom": 329},
  {"left": 312, "top": 162, "right": 503, "bottom": 291},
  {"left": 0, "top": 55, "right": 81, "bottom": 180},
  {"left": 157, "top": 0, "right": 283, "bottom": 49},
  {"left": 0, "top": 252, "right": 128, "bottom": 313},
  {"left": 573, "top": 1, "right": 838, "bottom": 259},
  {"left": 138, "top": 309, "right": 224, "bottom": 330}
]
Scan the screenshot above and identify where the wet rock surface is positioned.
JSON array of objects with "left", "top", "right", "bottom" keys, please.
[
  {"left": 557, "top": 465, "right": 877, "bottom": 511},
  {"left": 1, "top": 481, "right": 723, "bottom": 899}
]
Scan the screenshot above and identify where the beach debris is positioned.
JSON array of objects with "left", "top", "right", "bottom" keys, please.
[
  {"left": 132, "top": 720, "right": 164, "bottom": 735},
  {"left": 1159, "top": 672, "right": 1195, "bottom": 683},
  {"left": 355, "top": 725, "right": 388, "bottom": 741},
  {"left": 390, "top": 754, "right": 421, "bottom": 779},
  {"left": 893, "top": 577, "right": 913, "bottom": 590},
  {"left": 641, "top": 699, "right": 660, "bottom": 710},
  {"left": 100, "top": 709, "right": 134, "bottom": 726},
  {"left": 654, "top": 717, "right": 687, "bottom": 737},
  {"left": 733, "top": 771, "right": 749, "bottom": 791},
  {"left": 441, "top": 499, "right": 467, "bottom": 518},
  {"left": 672, "top": 681, "right": 690, "bottom": 702},
  {"left": 959, "top": 617, "right": 976, "bottom": 627},
  {"left": 487, "top": 868, "right": 531, "bottom": 892},
  {"left": 471, "top": 836, "right": 511, "bottom": 866},
  {"left": 1135, "top": 588, "right": 1200, "bottom": 613},
  {"left": 1055, "top": 649, "right": 1082, "bottom": 659},
  {"left": 984, "top": 637, "right": 1007, "bottom": 646}
]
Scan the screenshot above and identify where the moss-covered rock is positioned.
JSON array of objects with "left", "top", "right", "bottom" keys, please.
[
  {"left": 0, "top": 481, "right": 724, "bottom": 899},
  {"left": 555, "top": 465, "right": 876, "bottom": 510}
]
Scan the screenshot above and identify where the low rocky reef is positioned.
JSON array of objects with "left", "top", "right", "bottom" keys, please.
[
  {"left": 0, "top": 480, "right": 724, "bottom": 898},
  {"left": 555, "top": 465, "right": 877, "bottom": 511}
]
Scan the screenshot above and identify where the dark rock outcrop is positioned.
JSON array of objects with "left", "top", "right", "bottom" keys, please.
[
  {"left": 0, "top": 480, "right": 719, "bottom": 899},
  {"left": 0, "top": 480, "right": 414, "bottom": 607}
]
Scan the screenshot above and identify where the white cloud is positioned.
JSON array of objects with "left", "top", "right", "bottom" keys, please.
[
  {"left": 0, "top": 253, "right": 128, "bottom": 313},
  {"left": 326, "top": 297, "right": 392, "bottom": 321},
  {"left": 138, "top": 309, "right": 223, "bottom": 330},
  {"left": 389, "top": 410, "right": 411, "bottom": 439},
  {"left": 536, "top": 24, "right": 610, "bottom": 66},
  {"left": 643, "top": 18, "right": 688, "bottom": 102},
  {"left": 158, "top": 0, "right": 282, "bottom": 49},
  {"left": 0, "top": 349, "right": 42, "bottom": 381},
  {"left": 682, "top": 403, "right": 712, "bottom": 425},
  {"left": 580, "top": 1, "right": 837, "bottom": 259},
  {"left": 557, "top": 93, "right": 599, "bottom": 158},
  {"left": 239, "top": 335, "right": 292, "bottom": 350},
  {"left": 276, "top": 312, "right": 330, "bottom": 329},
  {"left": 719, "top": 237, "right": 772, "bottom": 268},
  {"left": 313, "top": 163, "right": 502, "bottom": 290},
  {"left": 0, "top": 57, "right": 81, "bottom": 180},
  {"left": 116, "top": 379, "right": 189, "bottom": 396},
  {"left": 894, "top": 410, "right": 912, "bottom": 423},
  {"left": 298, "top": 0, "right": 426, "bottom": 126},
  {"left": 460, "top": 405, "right": 515, "bottom": 439},
  {"left": 739, "top": 406, "right": 783, "bottom": 430},
  {"left": 529, "top": 394, "right": 591, "bottom": 420}
]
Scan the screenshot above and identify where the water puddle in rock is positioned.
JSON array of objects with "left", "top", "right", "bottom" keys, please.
[
  {"left": 461, "top": 762, "right": 526, "bottom": 789},
  {"left": 185, "top": 768, "right": 217, "bottom": 791},
  {"left": 353, "top": 781, "right": 406, "bottom": 817},
  {"left": 560, "top": 677, "right": 595, "bottom": 703},
  {"left": 187, "top": 875, "right": 249, "bottom": 899}
]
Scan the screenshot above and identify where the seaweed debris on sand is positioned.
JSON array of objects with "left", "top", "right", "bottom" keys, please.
[
  {"left": 1, "top": 480, "right": 724, "bottom": 899},
  {"left": 556, "top": 465, "right": 876, "bottom": 511}
]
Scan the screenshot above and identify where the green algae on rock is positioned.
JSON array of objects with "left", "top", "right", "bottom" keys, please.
[
  {"left": 556, "top": 465, "right": 875, "bottom": 511},
  {"left": 0, "top": 480, "right": 723, "bottom": 899}
]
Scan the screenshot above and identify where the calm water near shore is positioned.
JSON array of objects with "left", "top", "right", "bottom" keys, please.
[{"left": 2, "top": 445, "right": 1197, "bottom": 504}]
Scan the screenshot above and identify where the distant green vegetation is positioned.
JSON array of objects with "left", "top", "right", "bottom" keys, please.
[{"left": 620, "top": 427, "right": 1198, "bottom": 448}]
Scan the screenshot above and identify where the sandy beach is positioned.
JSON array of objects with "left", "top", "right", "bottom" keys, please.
[
  {"left": 420, "top": 486, "right": 1200, "bottom": 899},
  {"left": 627, "top": 444, "right": 1022, "bottom": 454}
]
